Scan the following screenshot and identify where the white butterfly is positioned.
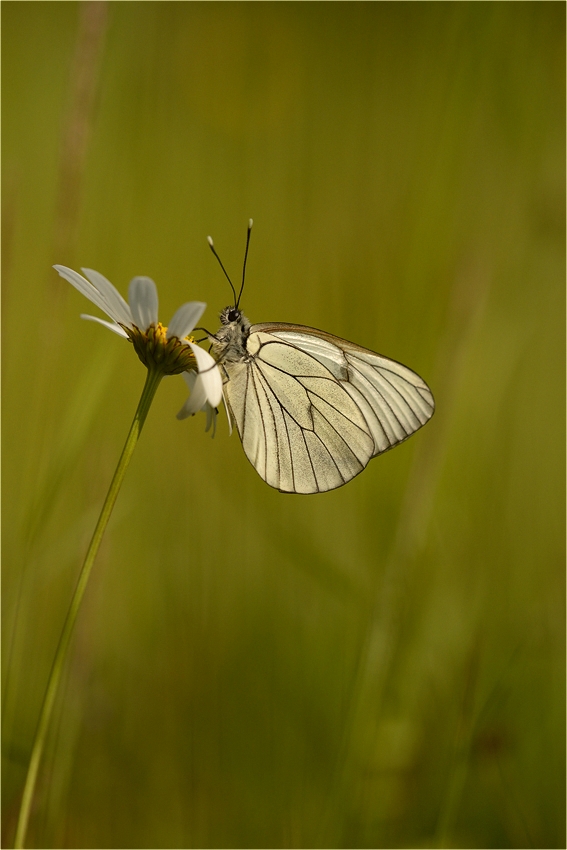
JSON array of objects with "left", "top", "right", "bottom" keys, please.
[{"left": 206, "top": 222, "right": 435, "bottom": 494}]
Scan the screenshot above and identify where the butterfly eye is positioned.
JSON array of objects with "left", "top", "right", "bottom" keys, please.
[{"left": 227, "top": 309, "right": 240, "bottom": 323}]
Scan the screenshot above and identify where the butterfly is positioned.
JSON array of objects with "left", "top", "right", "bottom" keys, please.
[{"left": 206, "top": 221, "right": 435, "bottom": 494}]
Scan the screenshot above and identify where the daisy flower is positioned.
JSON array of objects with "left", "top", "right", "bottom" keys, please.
[
  {"left": 54, "top": 265, "right": 223, "bottom": 416},
  {"left": 16, "top": 263, "right": 225, "bottom": 850}
]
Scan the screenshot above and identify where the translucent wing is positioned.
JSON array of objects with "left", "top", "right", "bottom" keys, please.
[{"left": 222, "top": 323, "right": 434, "bottom": 494}]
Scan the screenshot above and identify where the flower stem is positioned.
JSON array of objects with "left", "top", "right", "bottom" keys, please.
[{"left": 14, "top": 367, "right": 163, "bottom": 849}]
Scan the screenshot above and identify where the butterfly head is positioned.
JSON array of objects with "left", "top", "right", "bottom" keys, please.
[
  {"left": 220, "top": 306, "right": 244, "bottom": 326},
  {"left": 219, "top": 305, "right": 251, "bottom": 337}
]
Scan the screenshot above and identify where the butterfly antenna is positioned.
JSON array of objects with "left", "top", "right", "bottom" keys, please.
[
  {"left": 236, "top": 218, "right": 253, "bottom": 309},
  {"left": 207, "top": 235, "right": 238, "bottom": 306}
]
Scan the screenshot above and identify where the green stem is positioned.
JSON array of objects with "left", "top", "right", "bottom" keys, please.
[{"left": 14, "top": 366, "right": 163, "bottom": 849}]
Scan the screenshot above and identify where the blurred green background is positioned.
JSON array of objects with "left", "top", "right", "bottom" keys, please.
[{"left": 2, "top": 3, "right": 564, "bottom": 848}]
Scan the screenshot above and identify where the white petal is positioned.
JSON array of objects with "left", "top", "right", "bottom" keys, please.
[
  {"left": 182, "top": 370, "right": 197, "bottom": 391},
  {"left": 54, "top": 265, "right": 120, "bottom": 323},
  {"left": 204, "top": 404, "right": 218, "bottom": 436},
  {"left": 176, "top": 402, "right": 195, "bottom": 421},
  {"left": 176, "top": 371, "right": 208, "bottom": 419},
  {"left": 188, "top": 343, "right": 223, "bottom": 407},
  {"left": 187, "top": 343, "right": 217, "bottom": 372},
  {"left": 81, "top": 314, "right": 129, "bottom": 337},
  {"left": 81, "top": 268, "right": 133, "bottom": 326},
  {"left": 128, "top": 277, "right": 158, "bottom": 331},
  {"left": 166, "top": 302, "right": 206, "bottom": 340}
]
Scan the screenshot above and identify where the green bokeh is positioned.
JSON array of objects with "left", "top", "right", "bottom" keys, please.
[{"left": 2, "top": 3, "right": 564, "bottom": 848}]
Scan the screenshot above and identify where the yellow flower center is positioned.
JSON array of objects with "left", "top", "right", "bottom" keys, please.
[{"left": 124, "top": 322, "right": 200, "bottom": 375}]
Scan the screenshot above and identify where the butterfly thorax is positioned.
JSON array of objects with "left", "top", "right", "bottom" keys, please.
[{"left": 210, "top": 306, "right": 252, "bottom": 363}]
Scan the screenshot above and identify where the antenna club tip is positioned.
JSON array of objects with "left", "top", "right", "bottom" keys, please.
[
  {"left": 207, "top": 236, "right": 214, "bottom": 247},
  {"left": 248, "top": 218, "right": 253, "bottom": 229}
]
